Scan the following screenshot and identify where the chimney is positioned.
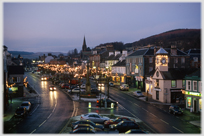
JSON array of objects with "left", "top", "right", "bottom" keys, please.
[
  {"left": 154, "top": 46, "right": 158, "bottom": 55},
  {"left": 109, "top": 52, "right": 114, "bottom": 56},
  {"left": 171, "top": 45, "right": 177, "bottom": 56},
  {"left": 122, "top": 50, "right": 127, "bottom": 57},
  {"left": 115, "top": 50, "right": 120, "bottom": 56}
]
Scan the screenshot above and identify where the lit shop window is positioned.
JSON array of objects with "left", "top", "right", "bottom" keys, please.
[
  {"left": 187, "top": 97, "right": 191, "bottom": 108},
  {"left": 199, "top": 99, "right": 202, "bottom": 111}
]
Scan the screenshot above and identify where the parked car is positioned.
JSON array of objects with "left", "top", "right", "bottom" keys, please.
[
  {"left": 49, "top": 85, "right": 56, "bottom": 91},
  {"left": 109, "top": 121, "right": 140, "bottom": 133},
  {"left": 73, "top": 124, "right": 103, "bottom": 132},
  {"left": 109, "top": 82, "right": 114, "bottom": 87},
  {"left": 125, "top": 129, "right": 147, "bottom": 134},
  {"left": 104, "top": 117, "right": 133, "bottom": 128},
  {"left": 80, "top": 84, "right": 86, "bottom": 89},
  {"left": 71, "top": 120, "right": 104, "bottom": 130},
  {"left": 169, "top": 105, "right": 183, "bottom": 115},
  {"left": 91, "top": 88, "right": 101, "bottom": 95},
  {"left": 69, "top": 127, "right": 95, "bottom": 134},
  {"left": 133, "top": 91, "right": 144, "bottom": 97},
  {"left": 96, "top": 98, "right": 118, "bottom": 108},
  {"left": 14, "top": 107, "right": 27, "bottom": 118},
  {"left": 81, "top": 112, "right": 110, "bottom": 124},
  {"left": 70, "top": 88, "right": 86, "bottom": 93},
  {"left": 20, "top": 101, "right": 31, "bottom": 111},
  {"left": 61, "top": 83, "right": 70, "bottom": 89},
  {"left": 120, "top": 84, "right": 129, "bottom": 91},
  {"left": 70, "top": 85, "right": 79, "bottom": 90}
]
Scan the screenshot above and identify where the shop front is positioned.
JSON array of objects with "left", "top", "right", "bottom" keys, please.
[
  {"left": 170, "top": 89, "right": 184, "bottom": 103},
  {"left": 183, "top": 90, "right": 202, "bottom": 113},
  {"left": 145, "top": 77, "right": 153, "bottom": 97},
  {"left": 135, "top": 76, "right": 144, "bottom": 91}
]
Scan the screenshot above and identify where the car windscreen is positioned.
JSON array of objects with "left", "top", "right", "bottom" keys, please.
[{"left": 21, "top": 103, "right": 29, "bottom": 106}]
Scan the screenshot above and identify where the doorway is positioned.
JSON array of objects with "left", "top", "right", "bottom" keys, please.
[{"left": 194, "top": 100, "right": 197, "bottom": 112}]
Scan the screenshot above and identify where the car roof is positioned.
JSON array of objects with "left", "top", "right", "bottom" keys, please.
[
  {"left": 22, "top": 101, "right": 30, "bottom": 103},
  {"left": 86, "top": 112, "right": 99, "bottom": 115}
]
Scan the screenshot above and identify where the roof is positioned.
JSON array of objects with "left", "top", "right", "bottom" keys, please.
[
  {"left": 112, "top": 60, "right": 126, "bottom": 67},
  {"left": 185, "top": 69, "right": 201, "bottom": 79},
  {"left": 156, "top": 48, "right": 168, "bottom": 54},
  {"left": 106, "top": 54, "right": 122, "bottom": 60},
  {"left": 127, "top": 48, "right": 148, "bottom": 57},
  {"left": 8, "top": 66, "right": 24, "bottom": 75},
  {"left": 160, "top": 68, "right": 198, "bottom": 80}
]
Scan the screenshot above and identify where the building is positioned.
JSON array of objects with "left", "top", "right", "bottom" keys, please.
[
  {"left": 150, "top": 48, "right": 198, "bottom": 103},
  {"left": 185, "top": 49, "right": 201, "bottom": 68},
  {"left": 126, "top": 46, "right": 190, "bottom": 91},
  {"left": 182, "top": 69, "right": 201, "bottom": 113},
  {"left": 81, "top": 36, "right": 92, "bottom": 60}
]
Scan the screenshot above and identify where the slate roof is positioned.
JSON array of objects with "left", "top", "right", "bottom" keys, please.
[
  {"left": 155, "top": 48, "right": 168, "bottom": 54},
  {"left": 127, "top": 47, "right": 189, "bottom": 57},
  {"left": 112, "top": 60, "right": 126, "bottom": 67},
  {"left": 127, "top": 48, "right": 148, "bottom": 57},
  {"left": 107, "top": 54, "right": 122, "bottom": 60},
  {"left": 185, "top": 69, "right": 201, "bottom": 78},
  {"left": 8, "top": 66, "right": 24, "bottom": 75},
  {"left": 160, "top": 68, "right": 198, "bottom": 80}
]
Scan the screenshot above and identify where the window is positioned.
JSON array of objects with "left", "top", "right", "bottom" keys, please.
[
  {"left": 187, "top": 97, "right": 191, "bottom": 108},
  {"left": 186, "top": 80, "right": 191, "bottom": 91},
  {"left": 156, "top": 91, "right": 159, "bottom": 100},
  {"left": 193, "top": 57, "right": 198, "bottom": 62},
  {"left": 193, "top": 81, "right": 197, "bottom": 91},
  {"left": 149, "top": 67, "right": 153, "bottom": 72},
  {"left": 149, "top": 57, "right": 153, "bottom": 63},
  {"left": 156, "top": 79, "right": 159, "bottom": 87},
  {"left": 11, "top": 77, "right": 20, "bottom": 83},
  {"left": 181, "top": 57, "right": 185, "bottom": 63},
  {"left": 182, "top": 80, "right": 185, "bottom": 87},
  {"left": 171, "top": 80, "right": 176, "bottom": 87},
  {"left": 174, "top": 58, "right": 178, "bottom": 63}
]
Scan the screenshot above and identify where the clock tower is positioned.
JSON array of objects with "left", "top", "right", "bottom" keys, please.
[{"left": 155, "top": 48, "right": 168, "bottom": 71}]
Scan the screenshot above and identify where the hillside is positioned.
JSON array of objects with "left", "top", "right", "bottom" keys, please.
[{"left": 125, "top": 29, "right": 201, "bottom": 51}]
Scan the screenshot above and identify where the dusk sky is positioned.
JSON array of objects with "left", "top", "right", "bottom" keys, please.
[{"left": 3, "top": 1, "right": 201, "bottom": 53}]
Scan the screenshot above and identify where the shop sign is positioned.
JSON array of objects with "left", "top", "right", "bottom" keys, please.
[
  {"left": 185, "top": 91, "right": 201, "bottom": 97},
  {"left": 145, "top": 79, "right": 152, "bottom": 84},
  {"left": 154, "top": 88, "right": 161, "bottom": 91},
  {"left": 9, "top": 87, "right": 18, "bottom": 93}
]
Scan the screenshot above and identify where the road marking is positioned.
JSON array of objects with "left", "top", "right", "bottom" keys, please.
[
  {"left": 30, "top": 129, "right": 36, "bottom": 134},
  {"left": 150, "top": 113, "right": 157, "bottom": 117},
  {"left": 172, "top": 126, "right": 184, "bottom": 133},
  {"left": 39, "top": 120, "right": 47, "bottom": 127},
  {"left": 160, "top": 119, "right": 169, "bottom": 125},
  {"left": 142, "top": 108, "right": 149, "bottom": 112},
  {"left": 133, "top": 103, "right": 139, "bottom": 107}
]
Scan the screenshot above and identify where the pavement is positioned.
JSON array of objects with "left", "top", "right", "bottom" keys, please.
[{"left": 3, "top": 85, "right": 201, "bottom": 133}]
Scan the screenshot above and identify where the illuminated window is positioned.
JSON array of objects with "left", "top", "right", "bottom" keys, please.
[
  {"left": 199, "top": 99, "right": 202, "bottom": 111},
  {"left": 187, "top": 97, "right": 191, "bottom": 108},
  {"left": 11, "top": 77, "right": 20, "bottom": 83},
  {"left": 121, "top": 76, "right": 124, "bottom": 82},
  {"left": 171, "top": 80, "right": 176, "bottom": 87}
]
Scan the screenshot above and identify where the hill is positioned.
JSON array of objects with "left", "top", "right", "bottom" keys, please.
[{"left": 125, "top": 29, "right": 201, "bottom": 51}]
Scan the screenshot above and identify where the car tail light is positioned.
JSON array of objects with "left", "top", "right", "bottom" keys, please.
[{"left": 97, "top": 100, "right": 99, "bottom": 103}]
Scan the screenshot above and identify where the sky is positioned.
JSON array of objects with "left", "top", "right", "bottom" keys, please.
[{"left": 2, "top": 1, "right": 201, "bottom": 53}]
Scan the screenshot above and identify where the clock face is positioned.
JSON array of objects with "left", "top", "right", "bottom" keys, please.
[{"left": 161, "top": 58, "right": 166, "bottom": 64}]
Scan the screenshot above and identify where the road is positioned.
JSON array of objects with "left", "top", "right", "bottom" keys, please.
[
  {"left": 107, "top": 85, "right": 200, "bottom": 133},
  {"left": 6, "top": 72, "right": 73, "bottom": 133}
]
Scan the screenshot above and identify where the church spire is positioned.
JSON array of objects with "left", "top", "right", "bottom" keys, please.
[{"left": 82, "top": 36, "right": 87, "bottom": 51}]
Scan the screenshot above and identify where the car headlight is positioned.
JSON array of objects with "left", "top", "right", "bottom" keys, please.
[
  {"left": 50, "top": 88, "right": 52, "bottom": 90},
  {"left": 41, "top": 78, "right": 43, "bottom": 80},
  {"left": 54, "top": 87, "right": 56, "bottom": 90}
]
